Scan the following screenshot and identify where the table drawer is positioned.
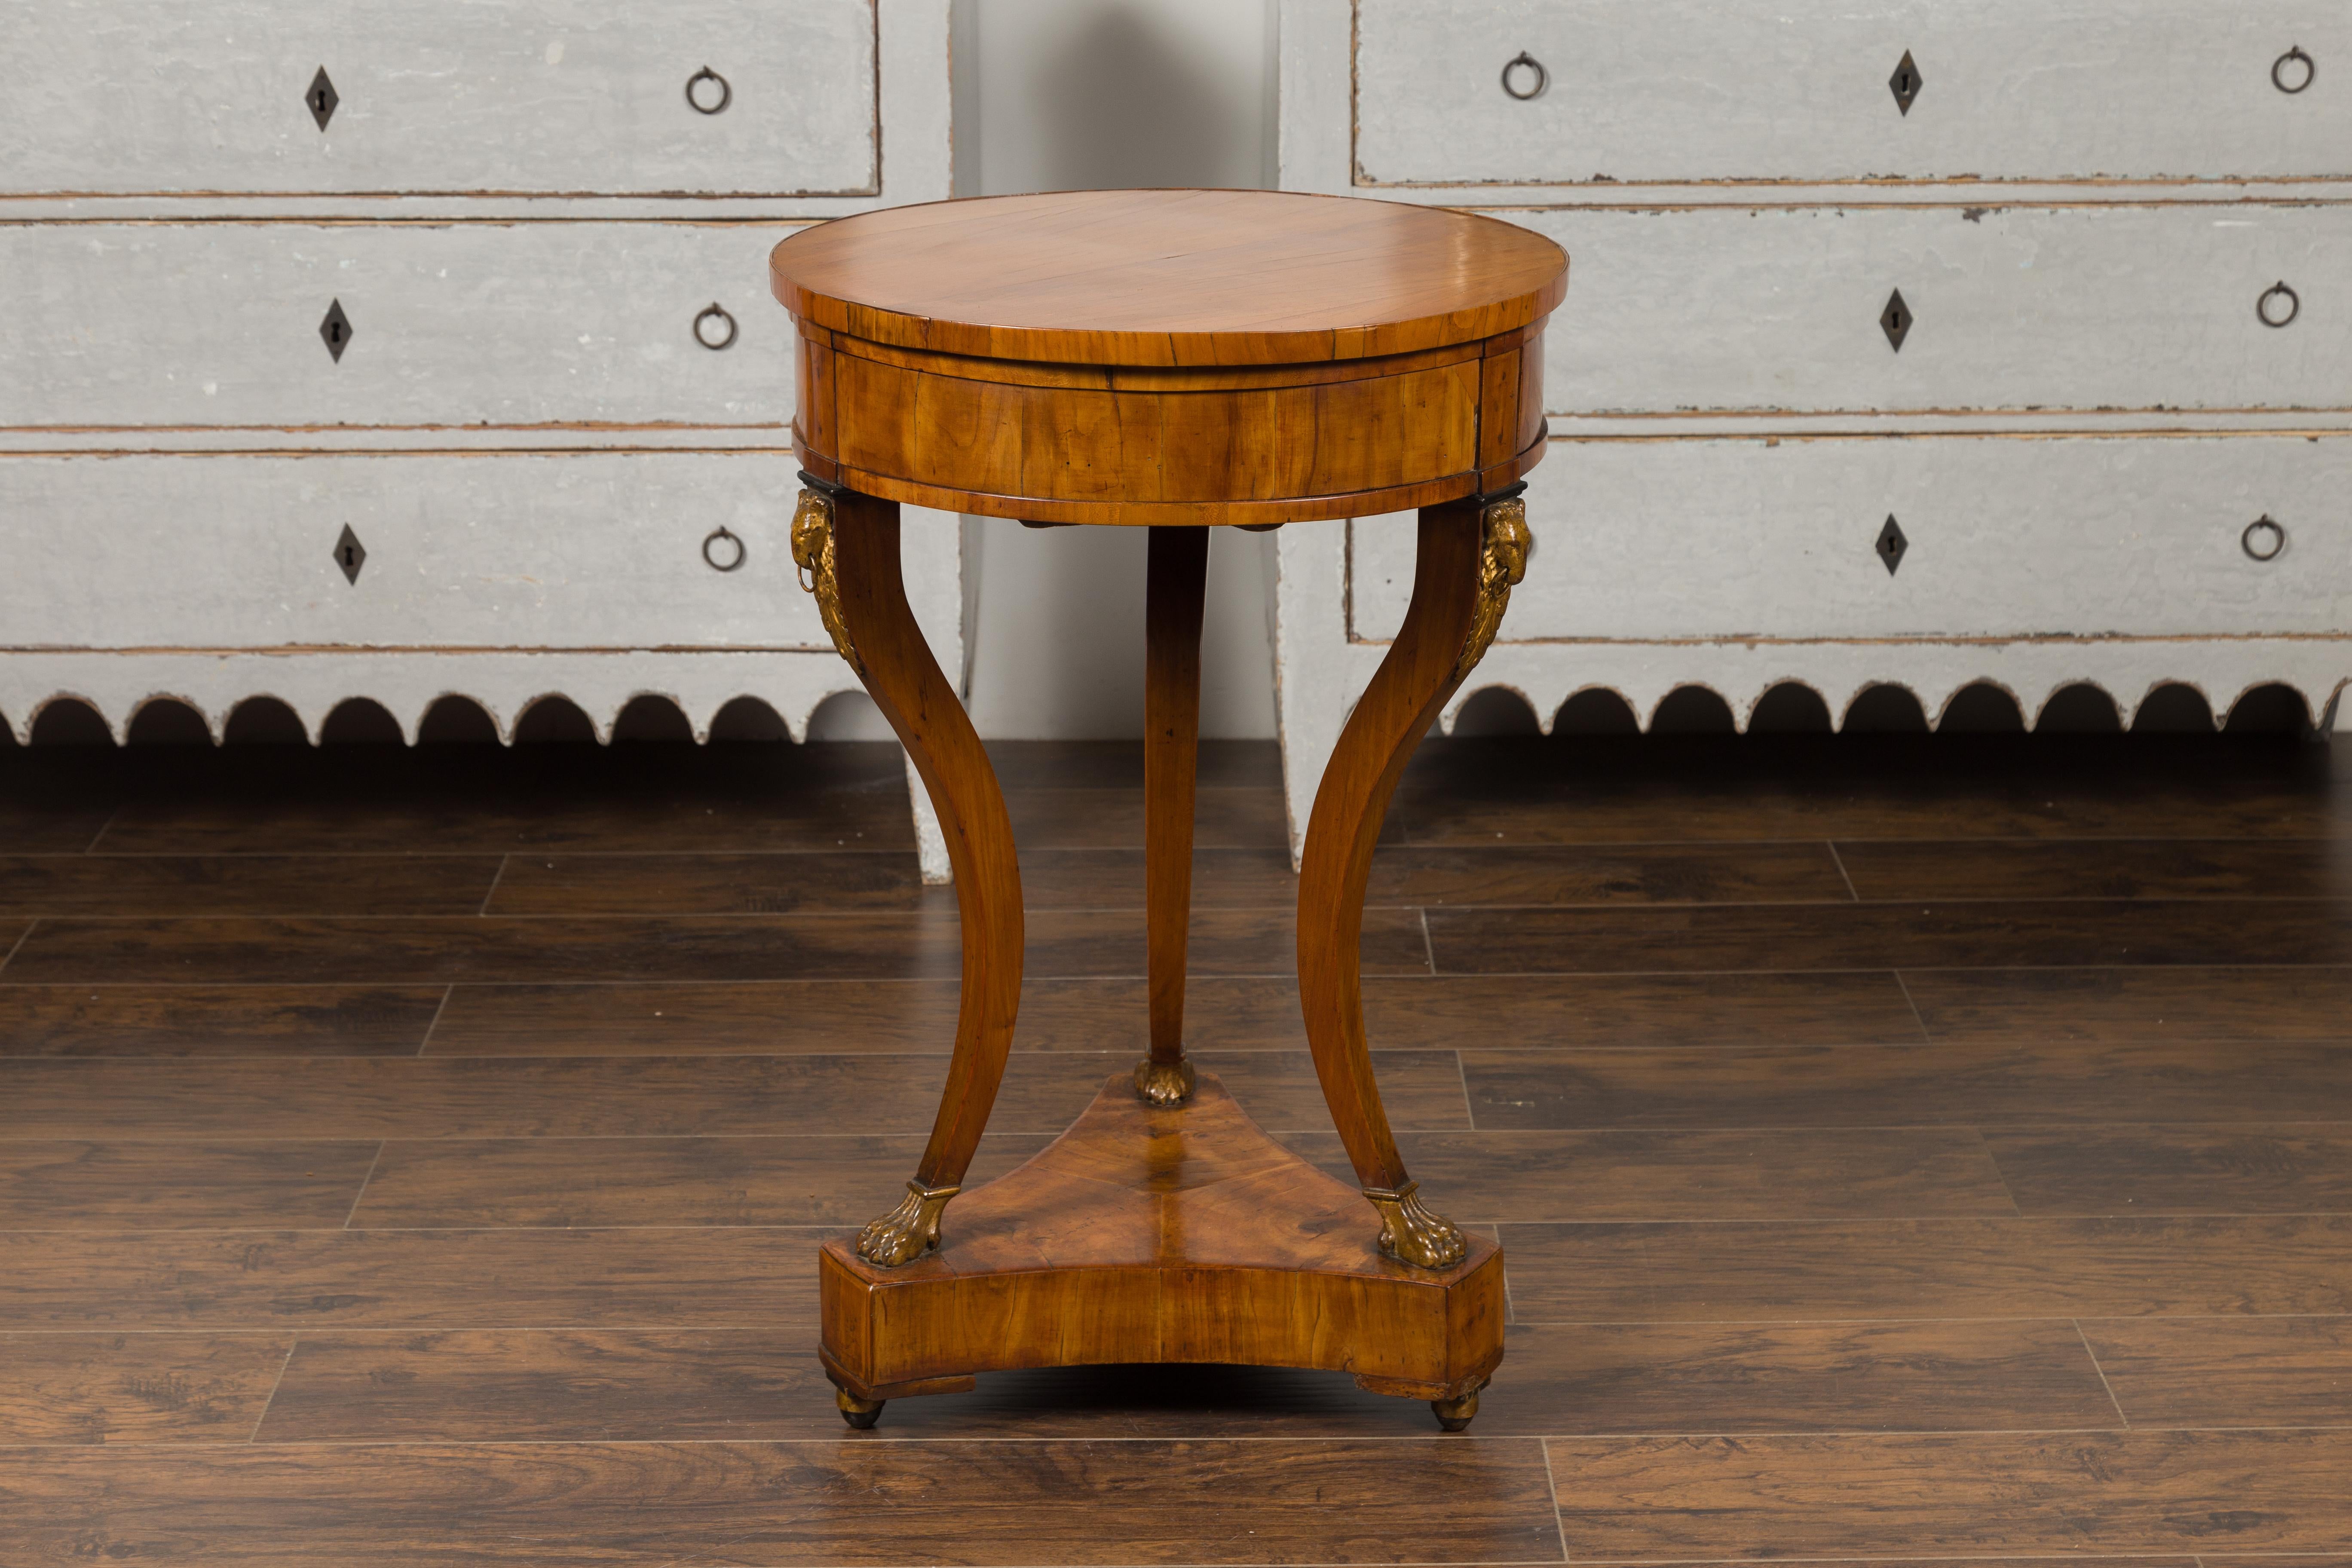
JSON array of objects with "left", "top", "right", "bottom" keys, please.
[
  {"left": 1346, "top": 434, "right": 2352, "bottom": 643},
  {"left": 1513, "top": 205, "right": 2350, "bottom": 416},
  {"left": 0, "top": 453, "right": 839, "bottom": 651},
  {"left": 1, "top": 224, "right": 792, "bottom": 429},
  {"left": 1357, "top": 0, "right": 2350, "bottom": 187},
  {"left": 7, "top": 0, "right": 876, "bottom": 198}
]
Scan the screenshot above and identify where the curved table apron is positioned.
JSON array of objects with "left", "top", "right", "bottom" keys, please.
[{"left": 769, "top": 189, "right": 1568, "bottom": 1432}]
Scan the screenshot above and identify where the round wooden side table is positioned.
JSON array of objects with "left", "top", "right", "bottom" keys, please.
[{"left": 769, "top": 189, "right": 1567, "bottom": 1432}]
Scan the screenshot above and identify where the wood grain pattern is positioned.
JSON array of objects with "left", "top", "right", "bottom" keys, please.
[
  {"left": 0, "top": 856, "right": 501, "bottom": 916},
  {"left": 12, "top": 1437, "right": 1567, "bottom": 1566},
  {"left": 0, "top": 913, "right": 966, "bottom": 984},
  {"left": 1547, "top": 1430, "right": 2352, "bottom": 1557},
  {"left": 0, "top": 1050, "right": 1472, "bottom": 1141},
  {"left": 1987, "top": 1125, "right": 2352, "bottom": 1215},
  {"left": 419, "top": 978, "right": 1158, "bottom": 1056},
  {"left": 483, "top": 851, "right": 930, "bottom": 915},
  {"left": 0, "top": 985, "right": 445, "bottom": 1058},
  {"left": 0, "top": 907, "right": 1428, "bottom": 986},
  {"left": 1278, "top": 1127, "right": 2019, "bottom": 1221},
  {"left": 1837, "top": 839, "right": 2352, "bottom": 903},
  {"left": 0, "top": 1229, "right": 827, "bottom": 1329},
  {"left": 1500, "top": 1216, "right": 2352, "bottom": 1322},
  {"left": 256, "top": 1329, "right": 837, "bottom": 1443},
  {"left": 349, "top": 1134, "right": 1054, "bottom": 1229},
  {"left": 2079, "top": 1317, "right": 2352, "bottom": 1428},
  {"left": 770, "top": 189, "right": 1567, "bottom": 368},
  {"left": 1461, "top": 1040, "right": 2352, "bottom": 1130},
  {"left": 1362, "top": 971, "right": 1926, "bottom": 1048},
  {"left": 0, "top": 1141, "right": 380, "bottom": 1230},
  {"left": 1905, "top": 966, "right": 2352, "bottom": 1043},
  {"left": 1367, "top": 842, "right": 1855, "bottom": 906},
  {"left": 1427, "top": 900, "right": 2352, "bottom": 974},
  {"left": 246, "top": 1317, "right": 2124, "bottom": 1443},
  {"left": 0, "top": 1333, "right": 294, "bottom": 1445}
]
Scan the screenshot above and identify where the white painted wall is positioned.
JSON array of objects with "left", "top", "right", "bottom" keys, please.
[{"left": 820, "top": 0, "right": 1282, "bottom": 741}]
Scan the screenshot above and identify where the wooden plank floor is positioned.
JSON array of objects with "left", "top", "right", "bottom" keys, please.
[{"left": 4, "top": 730, "right": 2352, "bottom": 1564}]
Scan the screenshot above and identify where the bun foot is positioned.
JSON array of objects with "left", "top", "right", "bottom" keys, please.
[
  {"left": 836, "top": 1388, "right": 885, "bottom": 1429},
  {"left": 1431, "top": 1388, "right": 1480, "bottom": 1433}
]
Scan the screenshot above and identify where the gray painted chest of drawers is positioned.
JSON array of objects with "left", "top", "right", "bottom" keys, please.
[
  {"left": 0, "top": 0, "right": 958, "bottom": 869},
  {"left": 1274, "top": 0, "right": 2352, "bottom": 857}
]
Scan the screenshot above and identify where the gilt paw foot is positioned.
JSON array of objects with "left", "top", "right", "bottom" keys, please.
[
  {"left": 854, "top": 1179, "right": 960, "bottom": 1267},
  {"left": 1363, "top": 1179, "right": 1468, "bottom": 1270}
]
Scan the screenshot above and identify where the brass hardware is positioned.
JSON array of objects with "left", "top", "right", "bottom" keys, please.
[
  {"left": 306, "top": 67, "right": 339, "bottom": 131},
  {"left": 1363, "top": 1179, "right": 1468, "bottom": 1269},
  {"left": 1880, "top": 288, "right": 1912, "bottom": 351},
  {"left": 701, "top": 526, "right": 746, "bottom": 573},
  {"left": 2274, "top": 46, "right": 2315, "bottom": 95},
  {"left": 1888, "top": 50, "right": 1923, "bottom": 115},
  {"left": 693, "top": 302, "right": 738, "bottom": 350},
  {"left": 1453, "top": 492, "right": 1531, "bottom": 682},
  {"left": 333, "top": 524, "right": 366, "bottom": 585},
  {"left": 1876, "top": 514, "right": 1908, "bottom": 576},
  {"left": 1431, "top": 1383, "right": 1485, "bottom": 1433},
  {"left": 2258, "top": 281, "right": 2300, "bottom": 328},
  {"left": 835, "top": 1387, "right": 885, "bottom": 1429},
  {"left": 2244, "top": 515, "right": 2287, "bottom": 562},
  {"left": 1132, "top": 1056, "right": 1197, "bottom": 1107},
  {"left": 318, "top": 298, "right": 354, "bottom": 363},
  {"left": 790, "top": 487, "right": 861, "bottom": 674},
  {"left": 855, "top": 1178, "right": 960, "bottom": 1267},
  {"left": 1500, "top": 52, "right": 1547, "bottom": 101},
  {"left": 685, "top": 65, "right": 732, "bottom": 114}
]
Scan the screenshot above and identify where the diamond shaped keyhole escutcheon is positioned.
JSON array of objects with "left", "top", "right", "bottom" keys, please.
[
  {"left": 1880, "top": 289, "right": 1912, "bottom": 352},
  {"left": 334, "top": 524, "right": 367, "bottom": 585},
  {"left": 318, "top": 299, "right": 353, "bottom": 363},
  {"left": 1888, "top": 50, "right": 1922, "bottom": 115},
  {"left": 1876, "top": 514, "right": 1908, "bottom": 576},
  {"left": 307, "top": 67, "right": 339, "bottom": 131}
]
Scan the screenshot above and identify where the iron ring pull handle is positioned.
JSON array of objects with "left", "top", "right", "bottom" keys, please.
[
  {"left": 686, "top": 65, "right": 732, "bottom": 114},
  {"left": 2273, "top": 46, "right": 2315, "bottom": 94},
  {"left": 2258, "top": 281, "right": 2300, "bottom": 328},
  {"left": 694, "top": 302, "right": 739, "bottom": 350},
  {"left": 703, "top": 525, "right": 747, "bottom": 572},
  {"left": 2243, "top": 516, "right": 2286, "bottom": 562},
  {"left": 1500, "top": 51, "right": 1547, "bottom": 100}
]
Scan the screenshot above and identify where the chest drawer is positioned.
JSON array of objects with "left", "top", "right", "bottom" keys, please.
[
  {"left": 0, "top": 453, "right": 833, "bottom": 651},
  {"left": 1347, "top": 435, "right": 2352, "bottom": 644},
  {"left": 2, "top": 224, "right": 793, "bottom": 428},
  {"left": 7, "top": 0, "right": 876, "bottom": 198},
  {"left": 1516, "top": 205, "right": 2349, "bottom": 416},
  {"left": 1356, "top": 0, "right": 2350, "bottom": 187}
]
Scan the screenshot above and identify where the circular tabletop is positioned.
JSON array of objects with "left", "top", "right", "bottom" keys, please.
[{"left": 769, "top": 188, "right": 1567, "bottom": 368}]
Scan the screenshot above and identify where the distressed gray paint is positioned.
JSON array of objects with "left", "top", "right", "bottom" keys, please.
[
  {"left": 5, "top": 0, "right": 878, "bottom": 196},
  {"left": 1519, "top": 205, "right": 2352, "bottom": 415},
  {"left": 3, "top": 224, "right": 802, "bottom": 427},
  {"left": 1349, "top": 435, "right": 2352, "bottom": 643},
  {"left": 1355, "top": 0, "right": 2352, "bottom": 187}
]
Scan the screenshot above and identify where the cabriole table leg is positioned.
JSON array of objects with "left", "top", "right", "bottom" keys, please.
[
  {"left": 1295, "top": 490, "right": 1530, "bottom": 1269},
  {"left": 795, "top": 480, "right": 1025, "bottom": 1267}
]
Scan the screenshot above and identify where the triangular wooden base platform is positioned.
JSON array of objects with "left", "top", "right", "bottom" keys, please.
[{"left": 819, "top": 1072, "right": 1504, "bottom": 1424}]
